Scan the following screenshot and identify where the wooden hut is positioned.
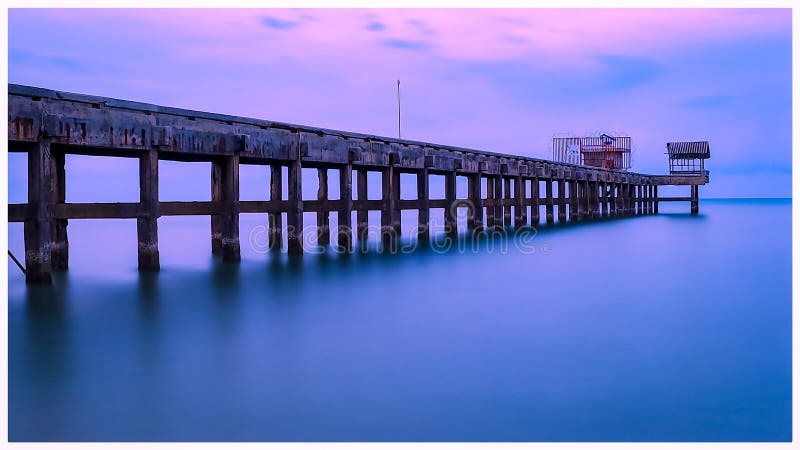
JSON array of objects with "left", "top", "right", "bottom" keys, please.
[{"left": 666, "top": 141, "right": 710, "bottom": 174}]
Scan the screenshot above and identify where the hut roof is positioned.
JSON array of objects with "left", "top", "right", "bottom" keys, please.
[{"left": 666, "top": 141, "right": 710, "bottom": 159}]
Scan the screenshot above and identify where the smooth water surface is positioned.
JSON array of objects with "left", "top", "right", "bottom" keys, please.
[{"left": 7, "top": 200, "right": 792, "bottom": 441}]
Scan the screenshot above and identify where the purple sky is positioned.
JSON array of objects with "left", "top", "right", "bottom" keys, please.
[{"left": 7, "top": 8, "right": 792, "bottom": 200}]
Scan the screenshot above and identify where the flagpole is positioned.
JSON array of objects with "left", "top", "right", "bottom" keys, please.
[{"left": 397, "top": 80, "right": 401, "bottom": 140}]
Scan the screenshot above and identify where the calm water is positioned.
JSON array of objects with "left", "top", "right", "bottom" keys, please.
[{"left": 8, "top": 199, "right": 792, "bottom": 441}]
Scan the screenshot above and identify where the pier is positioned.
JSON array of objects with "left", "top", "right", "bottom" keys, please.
[{"left": 8, "top": 84, "right": 709, "bottom": 284}]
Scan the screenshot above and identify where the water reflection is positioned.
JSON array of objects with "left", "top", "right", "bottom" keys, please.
[{"left": 8, "top": 200, "right": 792, "bottom": 441}]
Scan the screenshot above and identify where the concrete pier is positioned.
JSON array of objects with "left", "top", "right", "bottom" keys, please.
[
  {"left": 268, "top": 164, "right": 282, "bottom": 251},
  {"left": 8, "top": 84, "right": 709, "bottom": 284},
  {"left": 51, "top": 149, "right": 68, "bottom": 270},
  {"left": 138, "top": 148, "right": 160, "bottom": 270}
]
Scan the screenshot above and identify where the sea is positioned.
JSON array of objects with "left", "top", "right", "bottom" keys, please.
[{"left": 7, "top": 199, "right": 792, "bottom": 441}]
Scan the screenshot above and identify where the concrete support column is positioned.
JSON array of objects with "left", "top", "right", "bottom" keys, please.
[
  {"left": 138, "top": 147, "right": 160, "bottom": 270},
  {"left": 515, "top": 176, "right": 527, "bottom": 228},
  {"left": 629, "top": 183, "right": 634, "bottom": 215},
  {"left": 381, "top": 166, "right": 399, "bottom": 248},
  {"left": 316, "top": 168, "right": 330, "bottom": 246},
  {"left": 418, "top": 169, "right": 430, "bottom": 240},
  {"left": 486, "top": 175, "right": 495, "bottom": 229},
  {"left": 287, "top": 158, "right": 303, "bottom": 255},
  {"left": 557, "top": 179, "right": 567, "bottom": 224},
  {"left": 338, "top": 164, "right": 353, "bottom": 252},
  {"left": 569, "top": 180, "right": 578, "bottom": 222},
  {"left": 600, "top": 181, "right": 609, "bottom": 218},
  {"left": 593, "top": 180, "right": 600, "bottom": 219},
  {"left": 582, "top": 180, "right": 591, "bottom": 221},
  {"left": 586, "top": 180, "right": 597, "bottom": 220},
  {"left": 356, "top": 169, "right": 368, "bottom": 242},
  {"left": 268, "top": 165, "right": 283, "bottom": 251},
  {"left": 653, "top": 185, "right": 659, "bottom": 214},
  {"left": 623, "top": 183, "right": 631, "bottom": 216},
  {"left": 545, "top": 179, "right": 554, "bottom": 225},
  {"left": 531, "top": 177, "right": 540, "bottom": 226},
  {"left": 623, "top": 183, "right": 629, "bottom": 216},
  {"left": 585, "top": 181, "right": 593, "bottom": 219},
  {"left": 51, "top": 149, "right": 68, "bottom": 270},
  {"left": 212, "top": 154, "right": 240, "bottom": 261},
  {"left": 493, "top": 176, "right": 503, "bottom": 228},
  {"left": 25, "top": 138, "right": 53, "bottom": 284},
  {"left": 392, "top": 169, "right": 401, "bottom": 236},
  {"left": 467, "top": 173, "right": 483, "bottom": 233},
  {"left": 445, "top": 171, "right": 457, "bottom": 236},
  {"left": 691, "top": 185, "right": 699, "bottom": 214},
  {"left": 641, "top": 184, "right": 646, "bottom": 214},
  {"left": 503, "top": 177, "right": 512, "bottom": 227}
]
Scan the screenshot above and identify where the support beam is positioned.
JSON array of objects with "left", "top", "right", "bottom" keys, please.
[
  {"left": 51, "top": 149, "right": 68, "bottom": 270},
  {"left": 418, "top": 169, "right": 430, "bottom": 240},
  {"left": 138, "top": 148, "right": 160, "bottom": 270},
  {"left": 287, "top": 158, "right": 303, "bottom": 254},
  {"left": 444, "top": 171, "right": 457, "bottom": 236},
  {"left": 357, "top": 169, "right": 368, "bottom": 242},
  {"left": 268, "top": 165, "right": 283, "bottom": 251},
  {"left": 337, "top": 164, "right": 353, "bottom": 252},
  {"left": 691, "top": 185, "right": 699, "bottom": 214},
  {"left": 316, "top": 168, "right": 330, "bottom": 246},
  {"left": 467, "top": 173, "right": 483, "bottom": 233},
  {"left": 24, "top": 138, "right": 53, "bottom": 284}
]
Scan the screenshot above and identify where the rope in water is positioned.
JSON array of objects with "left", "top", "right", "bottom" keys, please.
[{"left": 8, "top": 249, "right": 26, "bottom": 274}]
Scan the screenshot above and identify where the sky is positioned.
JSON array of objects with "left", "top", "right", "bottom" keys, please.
[{"left": 7, "top": 8, "right": 793, "bottom": 200}]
